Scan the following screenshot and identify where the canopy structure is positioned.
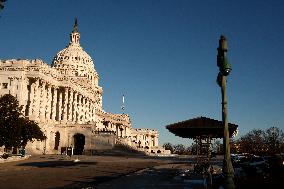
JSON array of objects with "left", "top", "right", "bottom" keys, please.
[
  {"left": 166, "top": 116, "right": 238, "bottom": 139},
  {"left": 166, "top": 117, "right": 238, "bottom": 170}
]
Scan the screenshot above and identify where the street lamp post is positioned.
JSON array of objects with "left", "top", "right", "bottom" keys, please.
[{"left": 216, "top": 35, "right": 235, "bottom": 189}]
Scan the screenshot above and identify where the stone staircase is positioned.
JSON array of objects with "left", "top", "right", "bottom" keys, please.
[{"left": 114, "top": 138, "right": 148, "bottom": 155}]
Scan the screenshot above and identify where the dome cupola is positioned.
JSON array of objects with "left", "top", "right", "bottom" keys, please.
[
  {"left": 51, "top": 18, "right": 99, "bottom": 85},
  {"left": 70, "top": 18, "right": 80, "bottom": 45}
]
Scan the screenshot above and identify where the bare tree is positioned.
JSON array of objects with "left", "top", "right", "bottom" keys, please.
[
  {"left": 162, "top": 142, "right": 174, "bottom": 153},
  {"left": 173, "top": 144, "right": 186, "bottom": 155},
  {"left": 238, "top": 129, "right": 266, "bottom": 155},
  {"left": 237, "top": 127, "right": 284, "bottom": 155},
  {"left": 264, "top": 126, "right": 284, "bottom": 155}
]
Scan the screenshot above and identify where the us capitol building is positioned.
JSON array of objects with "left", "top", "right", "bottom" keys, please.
[{"left": 0, "top": 20, "right": 169, "bottom": 155}]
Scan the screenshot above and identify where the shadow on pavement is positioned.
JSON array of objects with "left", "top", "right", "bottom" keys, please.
[
  {"left": 48, "top": 176, "right": 117, "bottom": 189},
  {"left": 16, "top": 161, "right": 97, "bottom": 168},
  {"left": 55, "top": 166, "right": 197, "bottom": 189}
]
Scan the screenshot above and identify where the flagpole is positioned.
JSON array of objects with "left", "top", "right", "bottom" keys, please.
[{"left": 121, "top": 94, "right": 125, "bottom": 114}]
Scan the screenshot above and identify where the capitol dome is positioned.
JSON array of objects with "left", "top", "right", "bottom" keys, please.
[{"left": 51, "top": 19, "right": 99, "bottom": 83}]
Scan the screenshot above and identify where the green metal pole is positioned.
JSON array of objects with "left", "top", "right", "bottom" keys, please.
[
  {"left": 221, "top": 75, "right": 235, "bottom": 189},
  {"left": 217, "top": 35, "right": 235, "bottom": 189}
]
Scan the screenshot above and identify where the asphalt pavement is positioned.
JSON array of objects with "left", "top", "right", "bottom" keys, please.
[{"left": 0, "top": 154, "right": 207, "bottom": 189}]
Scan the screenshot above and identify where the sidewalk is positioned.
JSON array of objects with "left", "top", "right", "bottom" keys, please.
[{"left": 97, "top": 163, "right": 206, "bottom": 189}]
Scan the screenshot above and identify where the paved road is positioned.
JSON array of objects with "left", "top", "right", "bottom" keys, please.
[
  {"left": 97, "top": 163, "right": 206, "bottom": 189},
  {"left": 0, "top": 154, "right": 205, "bottom": 189}
]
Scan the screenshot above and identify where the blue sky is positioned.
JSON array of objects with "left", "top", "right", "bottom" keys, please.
[{"left": 0, "top": 0, "right": 283, "bottom": 146}]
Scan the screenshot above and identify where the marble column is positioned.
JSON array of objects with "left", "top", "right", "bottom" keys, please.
[
  {"left": 33, "top": 79, "right": 40, "bottom": 120},
  {"left": 28, "top": 81, "right": 35, "bottom": 117},
  {"left": 45, "top": 84, "right": 52, "bottom": 120},
  {"left": 78, "top": 94, "right": 82, "bottom": 122},
  {"left": 23, "top": 79, "right": 29, "bottom": 116},
  {"left": 85, "top": 98, "right": 90, "bottom": 122},
  {"left": 67, "top": 89, "right": 73, "bottom": 121},
  {"left": 62, "top": 88, "right": 68, "bottom": 121},
  {"left": 73, "top": 92, "right": 78, "bottom": 122},
  {"left": 116, "top": 125, "right": 119, "bottom": 137},
  {"left": 58, "top": 89, "right": 63, "bottom": 121},
  {"left": 51, "top": 87, "right": 58, "bottom": 121},
  {"left": 154, "top": 135, "right": 158, "bottom": 147},
  {"left": 9, "top": 78, "right": 15, "bottom": 96},
  {"left": 39, "top": 81, "right": 47, "bottom": 121},
  {"left": 82, "top": 96, "right": 85, "bottom": 123},
  {"left": 90, "top": 102, "right": 94, "bottom": 122},
  {"left": 83, "top": 98, "right": 87, "bottom": 123}
]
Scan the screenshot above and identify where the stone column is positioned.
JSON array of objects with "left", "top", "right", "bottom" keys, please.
[
  {"left": 99, "top": 93, "right": 102, "bottom": 108},
  {"left": 89, "top": 100, "right": 93, "bottom": 121},
  {"left": 28, "top": 81, "right": 35, "bottom": 117},
  {"left": 81, "top": 96, "right": 84, "bottom": 123},
  {"left": 90, "top": 101, "right": 95, "bottom": 122},
  {"left": 33, "top": 79, "right": 40, "bottom": 120},
  {"left": 85, "top": 98, "right": 90, "bottom": 122},
  {"left": 82, "top": 96, "right": 86, "bottom": 123},
  {"left": 51, "top": 87, "right": 58, "bottom": 121},
  {"left": 89, "top": 100, "right": 92, "bottom": 122},
  {"left": 154, "top": 135, "right": 158, "bottom": 147},
  {"left": 23, "top": 79, "right": 29, "bottom": 116},
  {"left": 67, "top": 89, "right": 73, "bottom": 121},
  {"left": 73, "top": 92, "right": 78, "bottom": 122},
  {"left": 62, "top": 88, "right": 68, "bottom": 121},
  {"left": 110, "top": 123, "right": 114, "bottom": 132},
  {"left": 58, "top": 89, "right": 63, "bottom": 121},
  {"left": 39, "top": 81, "right": 47, "bottom": 121},
  {"left": 116, "top": 125, "right": 119, "bottom": 137},
  {"left": 45, "top": 84, "right": 52, "bottom": 120},
  {"left": 7, "top": 77, "right": 14, "bottom": 96},
  {"left": 78, "top": 94, "right": 82, "bottom": 122}
]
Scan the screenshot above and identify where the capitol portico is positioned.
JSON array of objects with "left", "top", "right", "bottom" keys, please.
[{"left": 0, "top": 19, "right": 169, "bottom": 155}]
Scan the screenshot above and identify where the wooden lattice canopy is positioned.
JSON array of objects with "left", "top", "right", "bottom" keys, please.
[{"left": 166, "top": 116, "right": 238, "bottom": 139}]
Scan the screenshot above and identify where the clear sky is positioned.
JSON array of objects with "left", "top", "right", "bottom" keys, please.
[{"left": 0, "top": 0, "right": 283, "bottom": 146}]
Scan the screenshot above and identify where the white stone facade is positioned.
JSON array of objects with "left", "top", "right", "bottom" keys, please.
[{"left": 0, "top": 20, "right": 167, "bottom": 155}]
